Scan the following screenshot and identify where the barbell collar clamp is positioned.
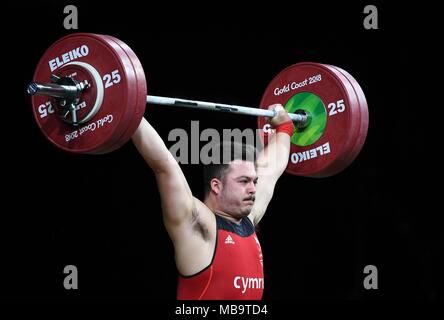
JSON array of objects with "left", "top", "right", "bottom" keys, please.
[
  {"left": 27, "top": 80, "right": 90, "bottom": 100},
  {"left": 27, "top": 78, "right": 90, "bottom": 126}
]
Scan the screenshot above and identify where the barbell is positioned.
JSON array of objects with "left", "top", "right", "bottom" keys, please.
[{"left": 27, "top": 33, "right": 369, "bottom": 177}]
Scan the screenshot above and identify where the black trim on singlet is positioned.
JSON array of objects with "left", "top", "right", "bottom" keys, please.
[{"left": 216, "top": 214, "right": 255, "bottom": 237}]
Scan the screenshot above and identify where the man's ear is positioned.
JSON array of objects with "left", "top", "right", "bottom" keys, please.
[{"left": 210, "top": 178, "right": 222, "bottom": 195}]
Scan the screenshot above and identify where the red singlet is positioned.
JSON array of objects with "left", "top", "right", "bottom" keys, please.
[{"left": 177, "top": 215, "right": 264, "bottom": 300}]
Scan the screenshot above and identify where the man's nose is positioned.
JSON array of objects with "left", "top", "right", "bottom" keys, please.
[{"left": 247, "top": 181, "right": 256, "bottom": 194}]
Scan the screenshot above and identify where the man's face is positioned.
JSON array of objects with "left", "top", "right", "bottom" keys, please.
[{"left": 217, "top": 160, "right": 258, "bottom": 219}]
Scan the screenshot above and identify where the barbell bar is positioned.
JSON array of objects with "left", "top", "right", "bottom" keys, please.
[{"left": 27, "top": 82, "right": 309, "bottom": 126}]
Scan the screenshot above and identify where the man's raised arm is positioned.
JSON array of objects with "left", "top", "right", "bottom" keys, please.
[
  {"left": 250, "top": 105, "right": 293, "bottom": 225},
  {"left": 131, "top": 118, "right": 194, "bottom": 231}
]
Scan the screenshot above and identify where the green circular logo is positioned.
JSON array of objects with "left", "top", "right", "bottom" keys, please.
[{"left": 285, "top": 92, "right": 327, "bottom": 146}]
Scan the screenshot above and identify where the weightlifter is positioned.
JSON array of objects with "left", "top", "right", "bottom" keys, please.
[{"left": 131, "top": 104, "right": 294, "bottom": 300}]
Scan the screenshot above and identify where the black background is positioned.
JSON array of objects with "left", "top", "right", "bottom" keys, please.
[{"left": 1, "top": 0, "right": 439, "bottom": 315}]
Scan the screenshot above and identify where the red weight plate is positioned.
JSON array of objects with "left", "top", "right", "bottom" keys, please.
[
  {"left": 320, "top": 64, "right": 363, "bottom": 173},
  {"left": 85, "top": 34, "right": 139, "bottom": 154},
  {"left": 31, "top": 33, "right": 137, "bottom": 154},
  {"left": 98, "top": 35, "right": 147, "bottom": 153},
  {"left": 258, "top": 62, "right": 362, "bottom": 177},
  {"left": 327, "top": 65, "right": 369, "bottom": 166}
]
